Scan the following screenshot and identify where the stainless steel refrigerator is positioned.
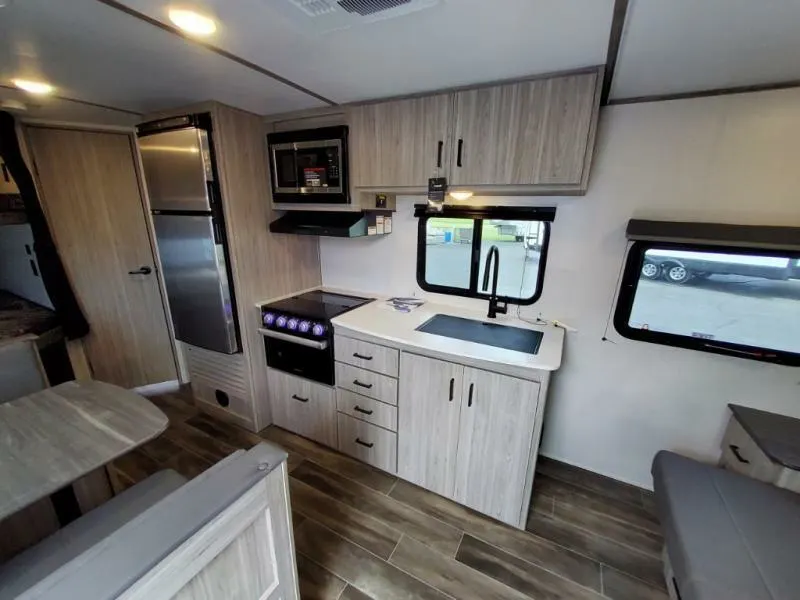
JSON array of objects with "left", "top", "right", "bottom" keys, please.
[{"left": 137, "top": 114, "right": 240, "bottom": 354}]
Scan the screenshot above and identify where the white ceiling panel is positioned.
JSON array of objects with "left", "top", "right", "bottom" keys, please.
[
  {"left": 0, "top": 86, "right": 140, "bottom": 127},
  {"left": 612, "top": 0, "right": 800, "bottom": 100},
  {"left": 118, "top": 0, "right": 615, "bottom": 104},
  {"left": 0, "top": 0, "right": 327, "bottom": 119}
]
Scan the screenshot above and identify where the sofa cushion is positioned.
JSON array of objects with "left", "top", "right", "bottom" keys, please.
[
  {"left": 652, "top": 450, "right": 800, "bottom": 600},
  {"left": 0, "top": 469, "right": 187, "bottom": 598}
]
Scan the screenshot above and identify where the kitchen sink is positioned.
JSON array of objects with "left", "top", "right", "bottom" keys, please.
[{"left": 415, "top": 314, "right": 543, "bottom": 355}]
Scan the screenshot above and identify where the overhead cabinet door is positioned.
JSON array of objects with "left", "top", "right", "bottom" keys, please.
[
  {"left": 349, "top": 94, "right": 453, "bottom": 188},
  {"left": 454, "top": 367, "right": 540, "bottom": 524},
  {"left": 450, "top": 71, "right": 599, "bottom": 187},
  {"left": 397, "top": 352, "right": 463, "bottom": 498}
]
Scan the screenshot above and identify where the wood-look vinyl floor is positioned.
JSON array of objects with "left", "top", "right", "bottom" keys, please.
[{"left": 111, "top": 391, "right": 669, "bottom": 600}]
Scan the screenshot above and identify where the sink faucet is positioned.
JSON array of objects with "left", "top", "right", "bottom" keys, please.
[{"left": 482, "top": 245, "right": 508, "bottom": 319}]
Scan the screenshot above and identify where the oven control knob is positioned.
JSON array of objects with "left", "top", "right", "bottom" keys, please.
[
  {"left": 263, "top": 312, "right": 276, "bottom": 326},
  {"left": 312, "top": 323, "right": 326, "bottom": 337},
  {"left": 287, "top": 318, "right": 299, "bottom": 331},
  {"left": 298, "top": 320, "right": 311, "bottom": 333},
  {"left": 276, "top": 315, "right": 288, "bottom": 328}
]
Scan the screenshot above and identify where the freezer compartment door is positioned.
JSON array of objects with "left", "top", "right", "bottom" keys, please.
[
  {"left": 139, "top": 127, "right": 213, "bottom": 212},
  {"left": 153, "top": 214, "right": 239, "bottom": 354}
]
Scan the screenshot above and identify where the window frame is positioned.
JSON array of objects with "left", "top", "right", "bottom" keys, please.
[
  {"left": 614, "top": 240, "right": 800, "bottom": 366},
  {"left": 415, "top": 206, "right": 553, "bottom": 306}
]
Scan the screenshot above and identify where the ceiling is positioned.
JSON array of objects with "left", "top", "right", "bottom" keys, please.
[{"left": 0, "top": 0, "right": 798, "bottom": 125}]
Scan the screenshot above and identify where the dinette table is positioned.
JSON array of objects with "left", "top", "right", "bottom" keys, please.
[{"left": 0, "top": 379, "right": 168, "bottom": 522}]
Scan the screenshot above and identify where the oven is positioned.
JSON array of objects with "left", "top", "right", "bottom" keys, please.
[
  {"left": 261, "top": 330, "right": 334, "bottom": 385},
  {"left": 267, "top": 125, "right": 349, "bottom": 205}
]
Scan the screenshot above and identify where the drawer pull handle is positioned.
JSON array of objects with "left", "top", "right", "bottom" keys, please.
[
  {"left": 353, "top": 352, "right": 373, "bottom": 361},
  {"left": 729, "top": 444, "right": 750, "bottom": 464},
  {"left": 354, "top": 406, "right": 373, "bottom": 415},
  {"left": 292, "top": 394, "right": 309, "bottom": 403},
  {"left": 467, "top": 383, "right": 474, "bottom": 407},
  {"left": 353, "top": 380, "right": 373, "bottom": 389},
  {"left": 355, "top": 438, "right": 374, "bottom": 448}
]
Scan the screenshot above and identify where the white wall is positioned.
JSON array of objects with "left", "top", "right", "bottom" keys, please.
[
  {"left": 321, "top": 87, "right": 800, "bottom": 488},
  {"left": 0, "top": 223, "right": 53, "bottom": 308}
]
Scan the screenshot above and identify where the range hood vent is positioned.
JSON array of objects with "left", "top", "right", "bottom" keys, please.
[{"left": 270, "top": 211, "right": 373, "bottom": 237}]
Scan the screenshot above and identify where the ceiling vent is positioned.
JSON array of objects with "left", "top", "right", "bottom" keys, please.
[{"left": 283, "top": 0, "right": 440, "bottom": 32}]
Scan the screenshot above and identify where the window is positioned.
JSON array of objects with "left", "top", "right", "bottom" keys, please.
[
  {"left": 614, "top": 242, "right": 800, "bottom": 365},
  {"left": 416, "top": 206, "right": 554, "bottom": 305}
]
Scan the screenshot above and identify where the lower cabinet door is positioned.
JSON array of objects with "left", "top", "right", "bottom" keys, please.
[
  {"left": 397, "top": 353, "right": 463, "bottom": 498},
  {"left": 337, "top": 413, "right": 397, "bottom": 474},
  {"left": 267, "top": 368, "right": 337, "bottom": 447},
  {"left": 454, "top": 367, "right": 540, "bottom": 526}
]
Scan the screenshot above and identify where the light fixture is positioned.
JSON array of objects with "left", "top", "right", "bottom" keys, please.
[
  {"left": 168, "top": 8, "right": 217, "bottom": 36},
  {"left": 449, "top": 191, "right": 474, "bottom": 201},
  {"left": 12, "top": 78, "right": 54, "bottom": 95}
]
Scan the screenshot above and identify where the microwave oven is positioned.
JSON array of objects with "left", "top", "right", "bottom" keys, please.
[{"left": 267, "top": 125, "right": 350, "bottom": 205}]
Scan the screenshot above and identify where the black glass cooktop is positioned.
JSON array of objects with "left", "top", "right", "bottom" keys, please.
[{"left": 263, "top": 291, "right": 372, "bottom": 320}]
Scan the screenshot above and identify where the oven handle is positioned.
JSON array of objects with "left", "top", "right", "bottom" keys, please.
[{"left": 258, "top": 328, "right": 329, "bottom": 350}]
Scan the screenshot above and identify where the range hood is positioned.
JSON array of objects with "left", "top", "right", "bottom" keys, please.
[{"left": 270, "top": 211, "right": 378, "bottom": 237}]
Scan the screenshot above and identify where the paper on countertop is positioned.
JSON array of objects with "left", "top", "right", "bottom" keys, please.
[{"left": 385, "top": 297, "right": 426, "bottom": 313}]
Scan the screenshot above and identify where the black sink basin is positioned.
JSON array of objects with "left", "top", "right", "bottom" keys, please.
[{"left": 415, "top": 314, "right": 543, "bottom": 355}]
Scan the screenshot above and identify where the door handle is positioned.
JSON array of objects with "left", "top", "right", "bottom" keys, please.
[
  {"left": 467, "top": 383, "right": 474, "bottom": 407},
  {"left": 437, "top": 141, "right": 443, "bottom": 168},
  {"left": 729, "top": 445, "right": 750, "bottom": 464},
  {"left": 352, "top": 380, "right": 373, "bottom": 389},
  {"left": 355, "top": 438, "right": 374, "bottom": 448},
  {"left": 292, "top": 394, "right": 309, "bottom": 403},
  {"left": 457, "top": 139, "right": 464, "bottom": 167},
  {"left": 128, "top": 266, "right": 152, "bottom": 275},
  {"left": 353, "top": 352, "right": 373, "bottom": 361},
  {"left": 354, "top": 406, "right": 373, "bottom": 415},
  {"left": 449, "top": 378, "right": 454, "bottom": 402}
]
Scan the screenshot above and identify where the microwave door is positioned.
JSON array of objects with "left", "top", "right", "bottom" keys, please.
[
  {"left": 139, "top": 127, "right": 213, "bottom": 212},
  {"left": 152, "top": 214, "right": 239, "bottom": 354},
  {"left": 272, "top": 143, "right": 300, "bottom": 193}
]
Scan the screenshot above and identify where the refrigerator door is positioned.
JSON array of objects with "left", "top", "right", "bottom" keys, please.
[
  {"left": 152, "top": 214, "right": 239, "bottom": 354},
  {"left": 139, "top": 127, "right": 213, "bottom": 212}
]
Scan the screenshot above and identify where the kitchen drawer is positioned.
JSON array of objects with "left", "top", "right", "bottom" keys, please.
[
  {"left": 337, "top": 413, "right": 397, "bottom": 474},
  {"left": 336, "top": 362, "right": 398, "bottom": 406},
  {"left": 335, "top": 335, "right": 399, "bottom": 377},
  {"left": 719, "top": 417, "right": 779, "bottom": 483},
  {"left": 267, "top": 368, "right": 337, "bottom": 447},
  {"left": 336, "top": 388, "right": 397, "bottom": 432}
]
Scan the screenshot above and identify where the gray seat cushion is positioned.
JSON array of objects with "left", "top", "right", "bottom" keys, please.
[
  {"left": 652, "top": 450, "right": 800, "bottom": 600},
  {"left": 0, "top": 469, "right": 187, "bottom": 598}
]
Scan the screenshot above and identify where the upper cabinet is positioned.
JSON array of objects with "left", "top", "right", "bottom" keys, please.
[
  {"left": 349, "top": 93, "right": 452, "bottom": 189},
  {"left": 347, "top": 68, "right": 602, "bottom": 194},
  {"left": 451, "top": 72, "right": 598, "bottom": 187}
]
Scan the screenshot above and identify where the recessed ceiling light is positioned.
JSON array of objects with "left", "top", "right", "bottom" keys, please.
[
  {"left": 12, "top": 78, "right": 54, "bottom": 95},
  {"left": 168, "top": 8, "right": 217, "bottom": 36}
]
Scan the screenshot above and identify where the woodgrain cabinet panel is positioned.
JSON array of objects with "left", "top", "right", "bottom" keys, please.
[
  {"left": 349, "top": 94, "right": 452, "bottom": 188},
  {"left": 335, "top": 362, "right": 398, "bottom": 406},
  {"left": 0, "top": 158, "right": 18, "bottom": 194},
  {"left": 337, "top": 413, "right": 397, "bottom": 474},
  {"left": 453, "top": 368, "right": 539, "bottom": 524},
  {"left": 397, "top": 352, "right": 463, "bottom": 498},
  {"left": 336, "top": 388, "right": 398, "bottom": 431},
  {"left": 334, "top": 335, "right": 399, "bottom": 377},
  {"left": 267, "top": 368, "right": 336, "bottom": 447},
  {"left": 450, "top": 71, "right": 598, "bottom": 187}
]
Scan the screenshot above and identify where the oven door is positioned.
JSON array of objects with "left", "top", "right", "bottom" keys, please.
[
  {"left": 260, "top": 330, "right": 334, "bottom": 385},
  {"left": 271, "top": 139, "right": 347, "bottom": 204}
]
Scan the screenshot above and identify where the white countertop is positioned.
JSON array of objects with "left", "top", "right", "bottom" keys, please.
[{"left": 331, "top": 298, "right": 564, "bottom": 379}]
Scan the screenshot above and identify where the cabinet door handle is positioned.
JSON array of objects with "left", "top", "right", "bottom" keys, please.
[
  {"left": 437, "top": 141, "right": 443, "bottom": 168},
  {"left": 449, "top": 378, "right": 454, "bottom": 401},
  {"left": 467, "top": 383, "right": 474, "bottom": 407},
  {"left": 355, "top": 438, "right": 374, "bottom": 448},
  {"left": 128, "top": 266, "right": 152, "bottom": 275},
  {"left": 457, "top": 139, "right": 464, "bottom": 167},
  {"left": 729, "top": 444, "right": 750, "bottom": 464},
  {"left": 353, "top": 352, "right": 373, "bottom": 361},
  {"left": 354, "top": 405, "right": 373, "bottom": 415},
  {"left": 292, "top": 394, "right": 309, "bottom": 403},
  {"left": 353, "top": 380, "right": 373, "bottom": 389}
]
